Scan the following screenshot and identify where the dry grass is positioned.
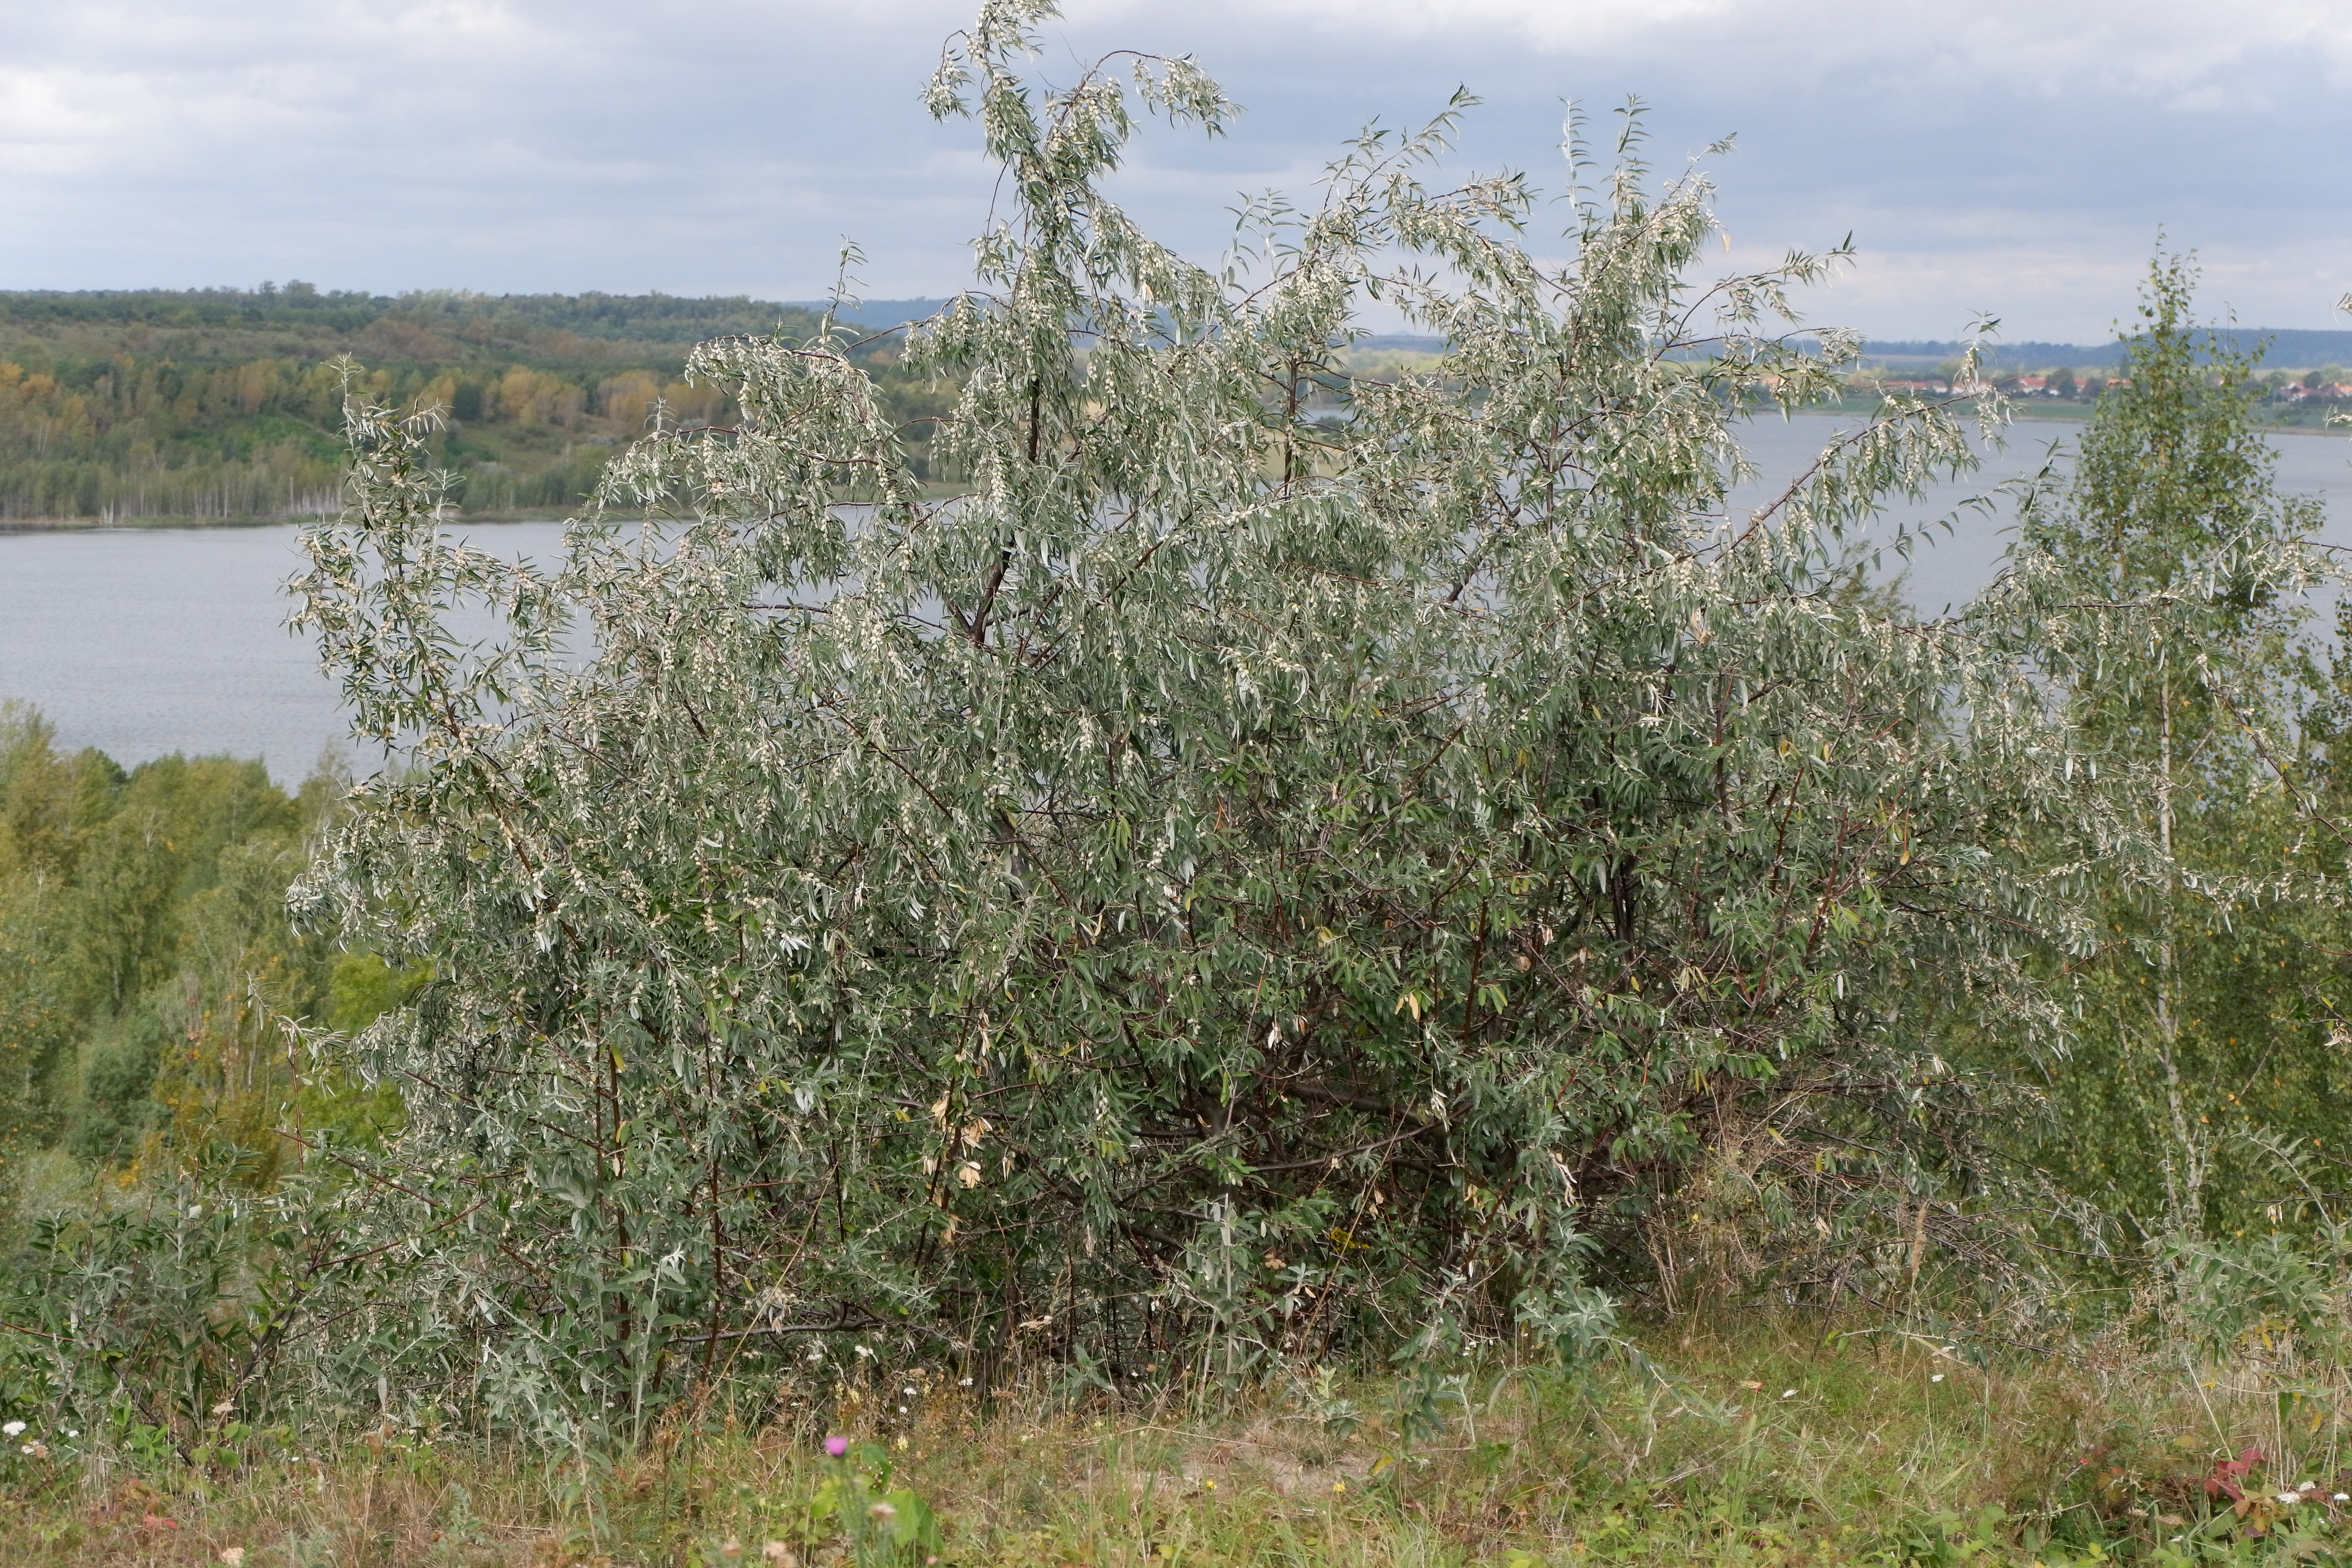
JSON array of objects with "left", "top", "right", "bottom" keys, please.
[{"left": 6, "top": 1314, "right": 2352, "bottom": 1565}]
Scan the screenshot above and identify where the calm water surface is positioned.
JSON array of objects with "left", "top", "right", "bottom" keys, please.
[
  {"left": 0, "top": 520, "right": 571, "bottom": 784},
  {"left": 1728, "top": 415, "right": 2352, "bottom": 614},
  {"left": 3, "top": 418, "right": 2349, "bottom": 786}
]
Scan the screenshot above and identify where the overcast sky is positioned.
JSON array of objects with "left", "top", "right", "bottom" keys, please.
[{"left": 2, "top": 0, "right": 2347, "bottom": 342}]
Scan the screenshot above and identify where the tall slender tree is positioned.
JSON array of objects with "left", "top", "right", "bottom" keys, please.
[{"left": 2008, "top": 251, "right": 2332, "bottom": 1258}]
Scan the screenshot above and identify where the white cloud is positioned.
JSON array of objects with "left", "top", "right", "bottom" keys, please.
[
  {"left": 0, "top": 0, "right": 2343, "bottom": 336},
  {"left": 1082, "top": 0, "right": 2352, "bottom": 96},
  {"left": 1067, "top": 0, "right": 1737, "bottom": 53}
]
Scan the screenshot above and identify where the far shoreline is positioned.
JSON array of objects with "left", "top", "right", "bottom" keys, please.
[{"left": 2, "top": 417, "right": 2341, "bottom": 537}]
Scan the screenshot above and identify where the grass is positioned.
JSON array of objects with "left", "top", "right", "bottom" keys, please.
[{"left": 6, "top": 1313, "right": 2352, "bottom": 1565}]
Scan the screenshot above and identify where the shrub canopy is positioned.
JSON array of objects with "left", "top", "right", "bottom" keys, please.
[{"left": 291, "top": 0, "right": 2152, "bottom": 1436}]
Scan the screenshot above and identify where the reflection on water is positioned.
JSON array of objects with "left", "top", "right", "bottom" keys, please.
[{"left": 1, "top": 418, "right": 2347, "bottom": 785}]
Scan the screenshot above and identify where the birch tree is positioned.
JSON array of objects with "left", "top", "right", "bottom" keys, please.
[{"left": 2009, "top": 254, "right": 2334, "bottom": 1263}]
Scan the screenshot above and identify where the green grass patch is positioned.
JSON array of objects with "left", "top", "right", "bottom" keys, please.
[{"left": 9, "top": 1316, "right": 2352, "bottom": 1565}]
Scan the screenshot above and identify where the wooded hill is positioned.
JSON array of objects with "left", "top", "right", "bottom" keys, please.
[
  {"left": 0, "top": 286, "right": 954, "bottom": 523},
  {"left": 1862, "top": 327, "right": 2352, "bottom": 372}
]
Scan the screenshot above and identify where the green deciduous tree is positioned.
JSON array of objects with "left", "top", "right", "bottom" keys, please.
[
  {"left": 0, "top": 702, "right": 345, "bottom": 1169},
  {"left": 2005, "top": 252, "right": 2339, "bottom": 1270}
]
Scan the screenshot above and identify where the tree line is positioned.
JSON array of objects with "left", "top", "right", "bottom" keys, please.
[{"left": 0, "top": 288, "right": 958, "bottom": 521}]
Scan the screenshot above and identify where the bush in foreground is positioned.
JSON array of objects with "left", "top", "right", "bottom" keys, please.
[{"left": 273, "top": 0, "right": 2126, "bottom": 1440}]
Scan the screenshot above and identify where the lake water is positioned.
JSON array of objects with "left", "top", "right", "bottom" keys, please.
[
  {"left": 4, "top": 415, "right": 2350, "bottom": 785},
  {"left": 0, "top": 519, "right": 573, "bottom": 785}
]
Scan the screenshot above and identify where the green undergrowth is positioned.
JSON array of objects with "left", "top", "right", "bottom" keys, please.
[{"left": 8, "top": 1316, "right": 2352, "bottom": 1565}]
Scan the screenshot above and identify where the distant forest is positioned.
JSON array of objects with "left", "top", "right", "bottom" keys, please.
[
  {"left": 8, "top": 284, "right": 2343, "bottom": 525},
  {"left": 0, "top": 286, "right": 954, "bottom": 523},
  {"left": 1861, "top": 328, "right": 2352, "bottom": 372}
]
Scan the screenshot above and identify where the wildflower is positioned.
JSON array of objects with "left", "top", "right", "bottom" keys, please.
[
  {"left": 895, "top": 1436, "right": 908, "bottom": 1451},
  {"left": 869, "top": 1502, "right": 898, "bottom": 1524},
  {"left": 824, "top": 1435, "right": 850, "bottom": 1457},
  {"left": 854, "top": 1344, "right": 873, "bottom": 1359},
  {"left": 0, "top": 1422, "right": 22, "bottom": 1437},
  {"left": 221, "top": 1552, "right": 247, "bottom": 1567},
  {"left": 2278, "top": 1492, "right": 2302, "bottom": 1506},
  {"left": 2335, "top": 1493, "right": 2348, "bottom": 1502},
  {"left": 1931, "top": 1374, "right": 1945, "bottom": 1383},
  {"left": 21, "top": 1442, "right": 47, "bottom": 1458},
  {"left": 1332, "top": 1480, "right": 1346, "bottom": 1494}
]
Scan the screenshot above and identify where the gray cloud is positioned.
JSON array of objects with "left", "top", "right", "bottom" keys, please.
[{"left": 0, "top": 0, "right": 2344, "bottom": 341}]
